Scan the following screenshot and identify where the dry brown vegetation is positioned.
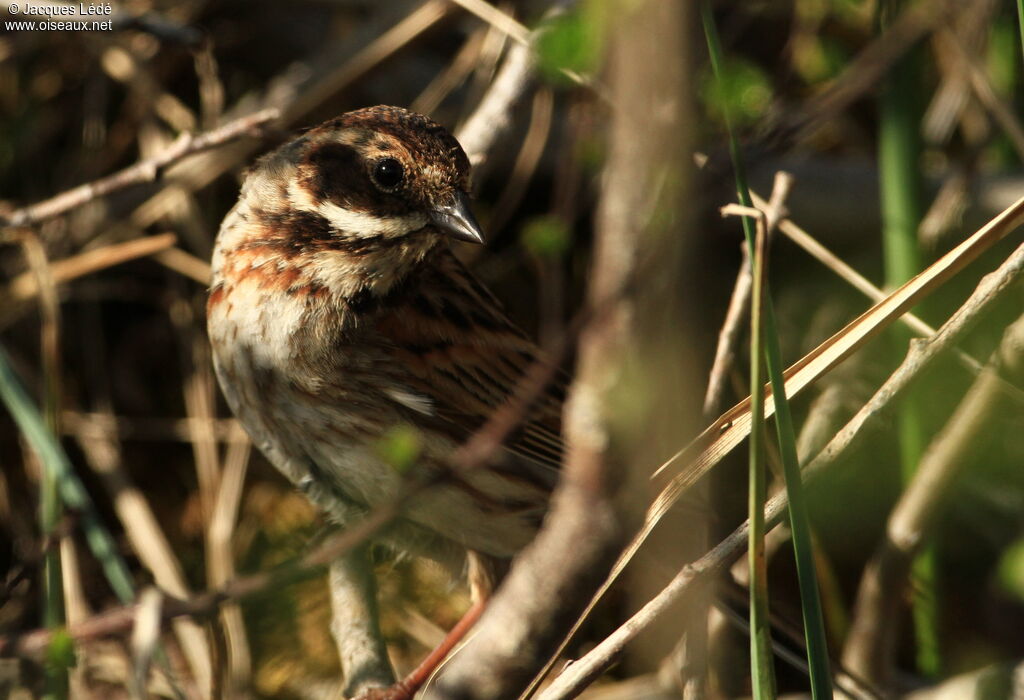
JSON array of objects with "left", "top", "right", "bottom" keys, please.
[{"left": 2, "top": 1, "right": 1024, "bottom": 699}]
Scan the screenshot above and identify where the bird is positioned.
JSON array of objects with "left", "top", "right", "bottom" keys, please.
[{"left": 207, "top": 105, "right": 564, "bottom": 698}]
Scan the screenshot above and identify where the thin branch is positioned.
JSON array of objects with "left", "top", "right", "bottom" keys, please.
[
  {"left": 457, "top": 40, "right": 535, "bottom": 168},
  {"left": 703, "top": 173, "right": 794, "bottom": 419},
  {"left": 841, "top": 310, "right": 1024, "bottom": 685},
  {"left": 1, "top": 233, "right": 179, "bottom": 330},
  {"left": 1, "top": 110, "right": 279, "bottom": 228}
]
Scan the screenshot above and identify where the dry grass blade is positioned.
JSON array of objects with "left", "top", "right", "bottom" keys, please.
[
  {"left": 74, "top": 414, "right": 214, "bottom": 696},
  {"left": 1, "top": 233, "right": 179, "bottom": 330},
  {"left": 5, "top": 233, "right": 178, "bottom": 303},
  {"left": 283, "top": 0, "right": 451, "bottom": 124},
  {"left": 703, "top": 173, "right": 795, "bottom": 419},
  {"left": 152, "top": 247, "right": 212, "bottom": 285}
]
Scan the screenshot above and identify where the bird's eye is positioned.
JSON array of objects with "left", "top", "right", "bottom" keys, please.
[{"left": 372, "top": 158, "right": 404, "bottom": 190}]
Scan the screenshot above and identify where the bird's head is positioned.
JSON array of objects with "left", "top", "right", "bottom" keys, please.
[{"left": 249, "top": 105, "right": 484, "bottom": 251}]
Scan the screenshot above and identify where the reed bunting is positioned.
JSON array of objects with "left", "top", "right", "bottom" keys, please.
[{"left": 207, "top": 106, "right": 563, "bottom": 696}]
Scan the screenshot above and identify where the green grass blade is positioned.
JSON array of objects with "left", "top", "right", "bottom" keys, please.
[
  {"left": 701, "top": 4, "right": 777, "bottom": 696},
  {"left": 877, "top": 0, "right": 939, "bottom": 677},
  {"left": 703, "top": 3, "right": 832, "bottom": 697},
  {"left": 747, "top": 216, "right": 777, "bottom": 700},
  {"left": 762, "top": 300, "right": 834, "bottom": 699},
  {"left": 0, "top": 344, "right": 136, "bottom": 604}
]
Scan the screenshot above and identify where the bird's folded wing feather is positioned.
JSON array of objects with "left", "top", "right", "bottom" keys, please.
[{"left": 373, "top": 250, "right": 564, "bottom": 489}]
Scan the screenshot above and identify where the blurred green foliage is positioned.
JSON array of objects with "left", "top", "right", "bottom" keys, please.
[
  {"left": 521, "top": 214, "right": 570, "bottom": 259},
  {"left": 997, "top": 537, "right": 1024, "bottom": 602},
  {"left": 376, "top": 423, "right": 423, "bottom": 474},
  {"left": 44, "top": 629, "right": 76, "bottom": 674},
  {"left": 700, "top": 56, "right": 771, "bottom": 126},
  {"left": 536, "top": 3, "right": 607, "bottom": 86}
]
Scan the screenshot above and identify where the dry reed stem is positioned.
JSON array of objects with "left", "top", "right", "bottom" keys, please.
[
  {"left": 457, "top": 39, "right": 535, "bottom": 167},
  {"left": 411, "top": 26, "right": 489, "bottom": 115},
  {"left": 207, "top": 426, "right": 253, "bottom": 693},
  {"left": 152, "top": 247, "right": 213, "bottom": 285}
]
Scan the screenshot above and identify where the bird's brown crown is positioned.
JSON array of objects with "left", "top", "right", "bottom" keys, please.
[{"left": 254, "top": 106, "right": 472, "bottom": 222}]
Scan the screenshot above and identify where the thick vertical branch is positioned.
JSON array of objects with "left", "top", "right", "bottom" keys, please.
[{"left": 426, "top": 1, "right": 694, "bottom": 697}]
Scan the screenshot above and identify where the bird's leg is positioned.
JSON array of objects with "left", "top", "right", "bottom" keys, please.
[
  {"left": 351, "top": 551, "right": 495, "bottom": 700},
  {"left": 330, "top": 546, "right": 396, "bottom": 697}
]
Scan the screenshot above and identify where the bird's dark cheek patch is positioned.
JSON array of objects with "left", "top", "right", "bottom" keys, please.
[{"left": 301, "top": 142, "right": 411, "bottom": 217}]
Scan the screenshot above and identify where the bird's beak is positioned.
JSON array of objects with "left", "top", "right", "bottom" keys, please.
[{"left": 430, "top": 191, "right": 485, "bottom": 244}]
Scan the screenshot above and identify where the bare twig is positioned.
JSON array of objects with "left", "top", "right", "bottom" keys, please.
[
  {"left": 411, "top": 26, "right": 489, "bottom": 115},
  {"left": 703, "top": 172, "right": 794, "bottom": 418},
  {"left": 457, "top": 39, "right": 535, "bottom": 167},
  {"left": 447, "top": 0, "right": 531, "bottom": 46},
  {"left": 1, "top": 233, "right": 179, "bottom": 330},
  {"left": 841, "top": 310, "right": 1024, "bottom": 686},
  {"left": 152, "top": 247, "right": 213, "bottom": 285},
  {"left": 1, "top": 110, "right": 279, "bottom": 228}
]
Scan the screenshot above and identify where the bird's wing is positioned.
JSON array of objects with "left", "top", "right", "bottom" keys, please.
[{"left": 373, "top": 249, "right": 565, "bottom": 488}]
